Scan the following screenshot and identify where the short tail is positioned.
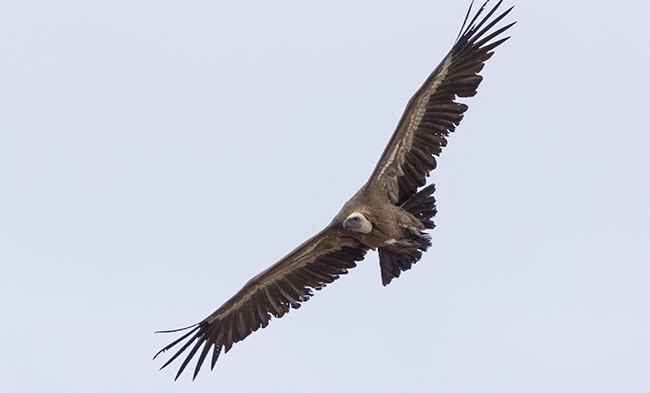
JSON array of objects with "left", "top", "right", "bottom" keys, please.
[{"left": 379, "top": 184, "right": 437, "bottom": 286}]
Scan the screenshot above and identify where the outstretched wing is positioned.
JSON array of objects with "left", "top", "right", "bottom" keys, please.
[
  {"left": 369, "top": 0, "right": 515, "bottom": 205},
  {"left": 154, "top": 225, "right": 368, "bottom": 380}
]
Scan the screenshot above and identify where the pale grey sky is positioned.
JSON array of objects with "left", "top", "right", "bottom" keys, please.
[{"left": 1, "top": 1, "right": 648, "bottom": 392}]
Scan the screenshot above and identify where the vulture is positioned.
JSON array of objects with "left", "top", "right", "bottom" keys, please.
[{"left": 155, "top": 0, "right": 515, "bottom": 380}]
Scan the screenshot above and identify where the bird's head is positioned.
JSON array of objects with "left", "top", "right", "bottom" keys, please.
[{"left": 343, "top": 212, "right": 372, "bottom": 234}]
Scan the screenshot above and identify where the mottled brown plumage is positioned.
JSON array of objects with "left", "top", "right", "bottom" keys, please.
[{"left": 155, "top": 0, "right": 515, "bottom": 380}]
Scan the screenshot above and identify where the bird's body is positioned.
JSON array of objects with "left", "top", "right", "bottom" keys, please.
[
  {"left": 334, "top": 182, "right": 426, "bottom": 250},
  {"left": 155, "top": 0, "right": 515, "bottom": 380}
]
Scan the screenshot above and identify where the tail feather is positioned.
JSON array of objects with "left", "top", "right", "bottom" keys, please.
[
  {"left": 379, "top": 248, "right": 424, "bottom": 286},
  {"left": 379, "top": 184, "right": 437, "bottom": 286}
]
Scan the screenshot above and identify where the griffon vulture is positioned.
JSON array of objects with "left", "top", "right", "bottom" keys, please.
[{"left": 155, "top": 0, "right": 515, "bottom": 380}]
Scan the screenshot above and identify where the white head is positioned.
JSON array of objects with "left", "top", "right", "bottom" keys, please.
[{"left": 343, "top": 212, "right": 372, "bottom": 234}]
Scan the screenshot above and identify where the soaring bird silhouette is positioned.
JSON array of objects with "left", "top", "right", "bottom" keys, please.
[{"left": 155, "top": 0, "right": 515, "bottom": 380}]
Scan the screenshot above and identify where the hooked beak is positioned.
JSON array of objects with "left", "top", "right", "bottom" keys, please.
[{"left": 343, "top": 216, "right": 361, "bottom": 230}]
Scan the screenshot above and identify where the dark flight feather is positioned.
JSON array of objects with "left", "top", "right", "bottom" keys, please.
[
  {"left": 370, "top": 0, "right": 515, "bottom": 205},
  {"left": 154, "top": 227, "right": 367, "bottom": 380}
]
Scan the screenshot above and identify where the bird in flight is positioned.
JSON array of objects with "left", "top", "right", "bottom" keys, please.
[{"left": 155, "top": 0, "right": 515, "bottom": 380}]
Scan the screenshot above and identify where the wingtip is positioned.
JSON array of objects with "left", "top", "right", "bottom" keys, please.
[
  {"left": 152, "top": 349, "right": 165, "bottom": 361},
  {"left": 154, "top": 323, "right": 200, "bottom": 335}
]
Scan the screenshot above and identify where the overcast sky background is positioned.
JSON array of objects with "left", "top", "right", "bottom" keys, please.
[{"left": 1, "top": 1, "right": 648, "bottom": 392}]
